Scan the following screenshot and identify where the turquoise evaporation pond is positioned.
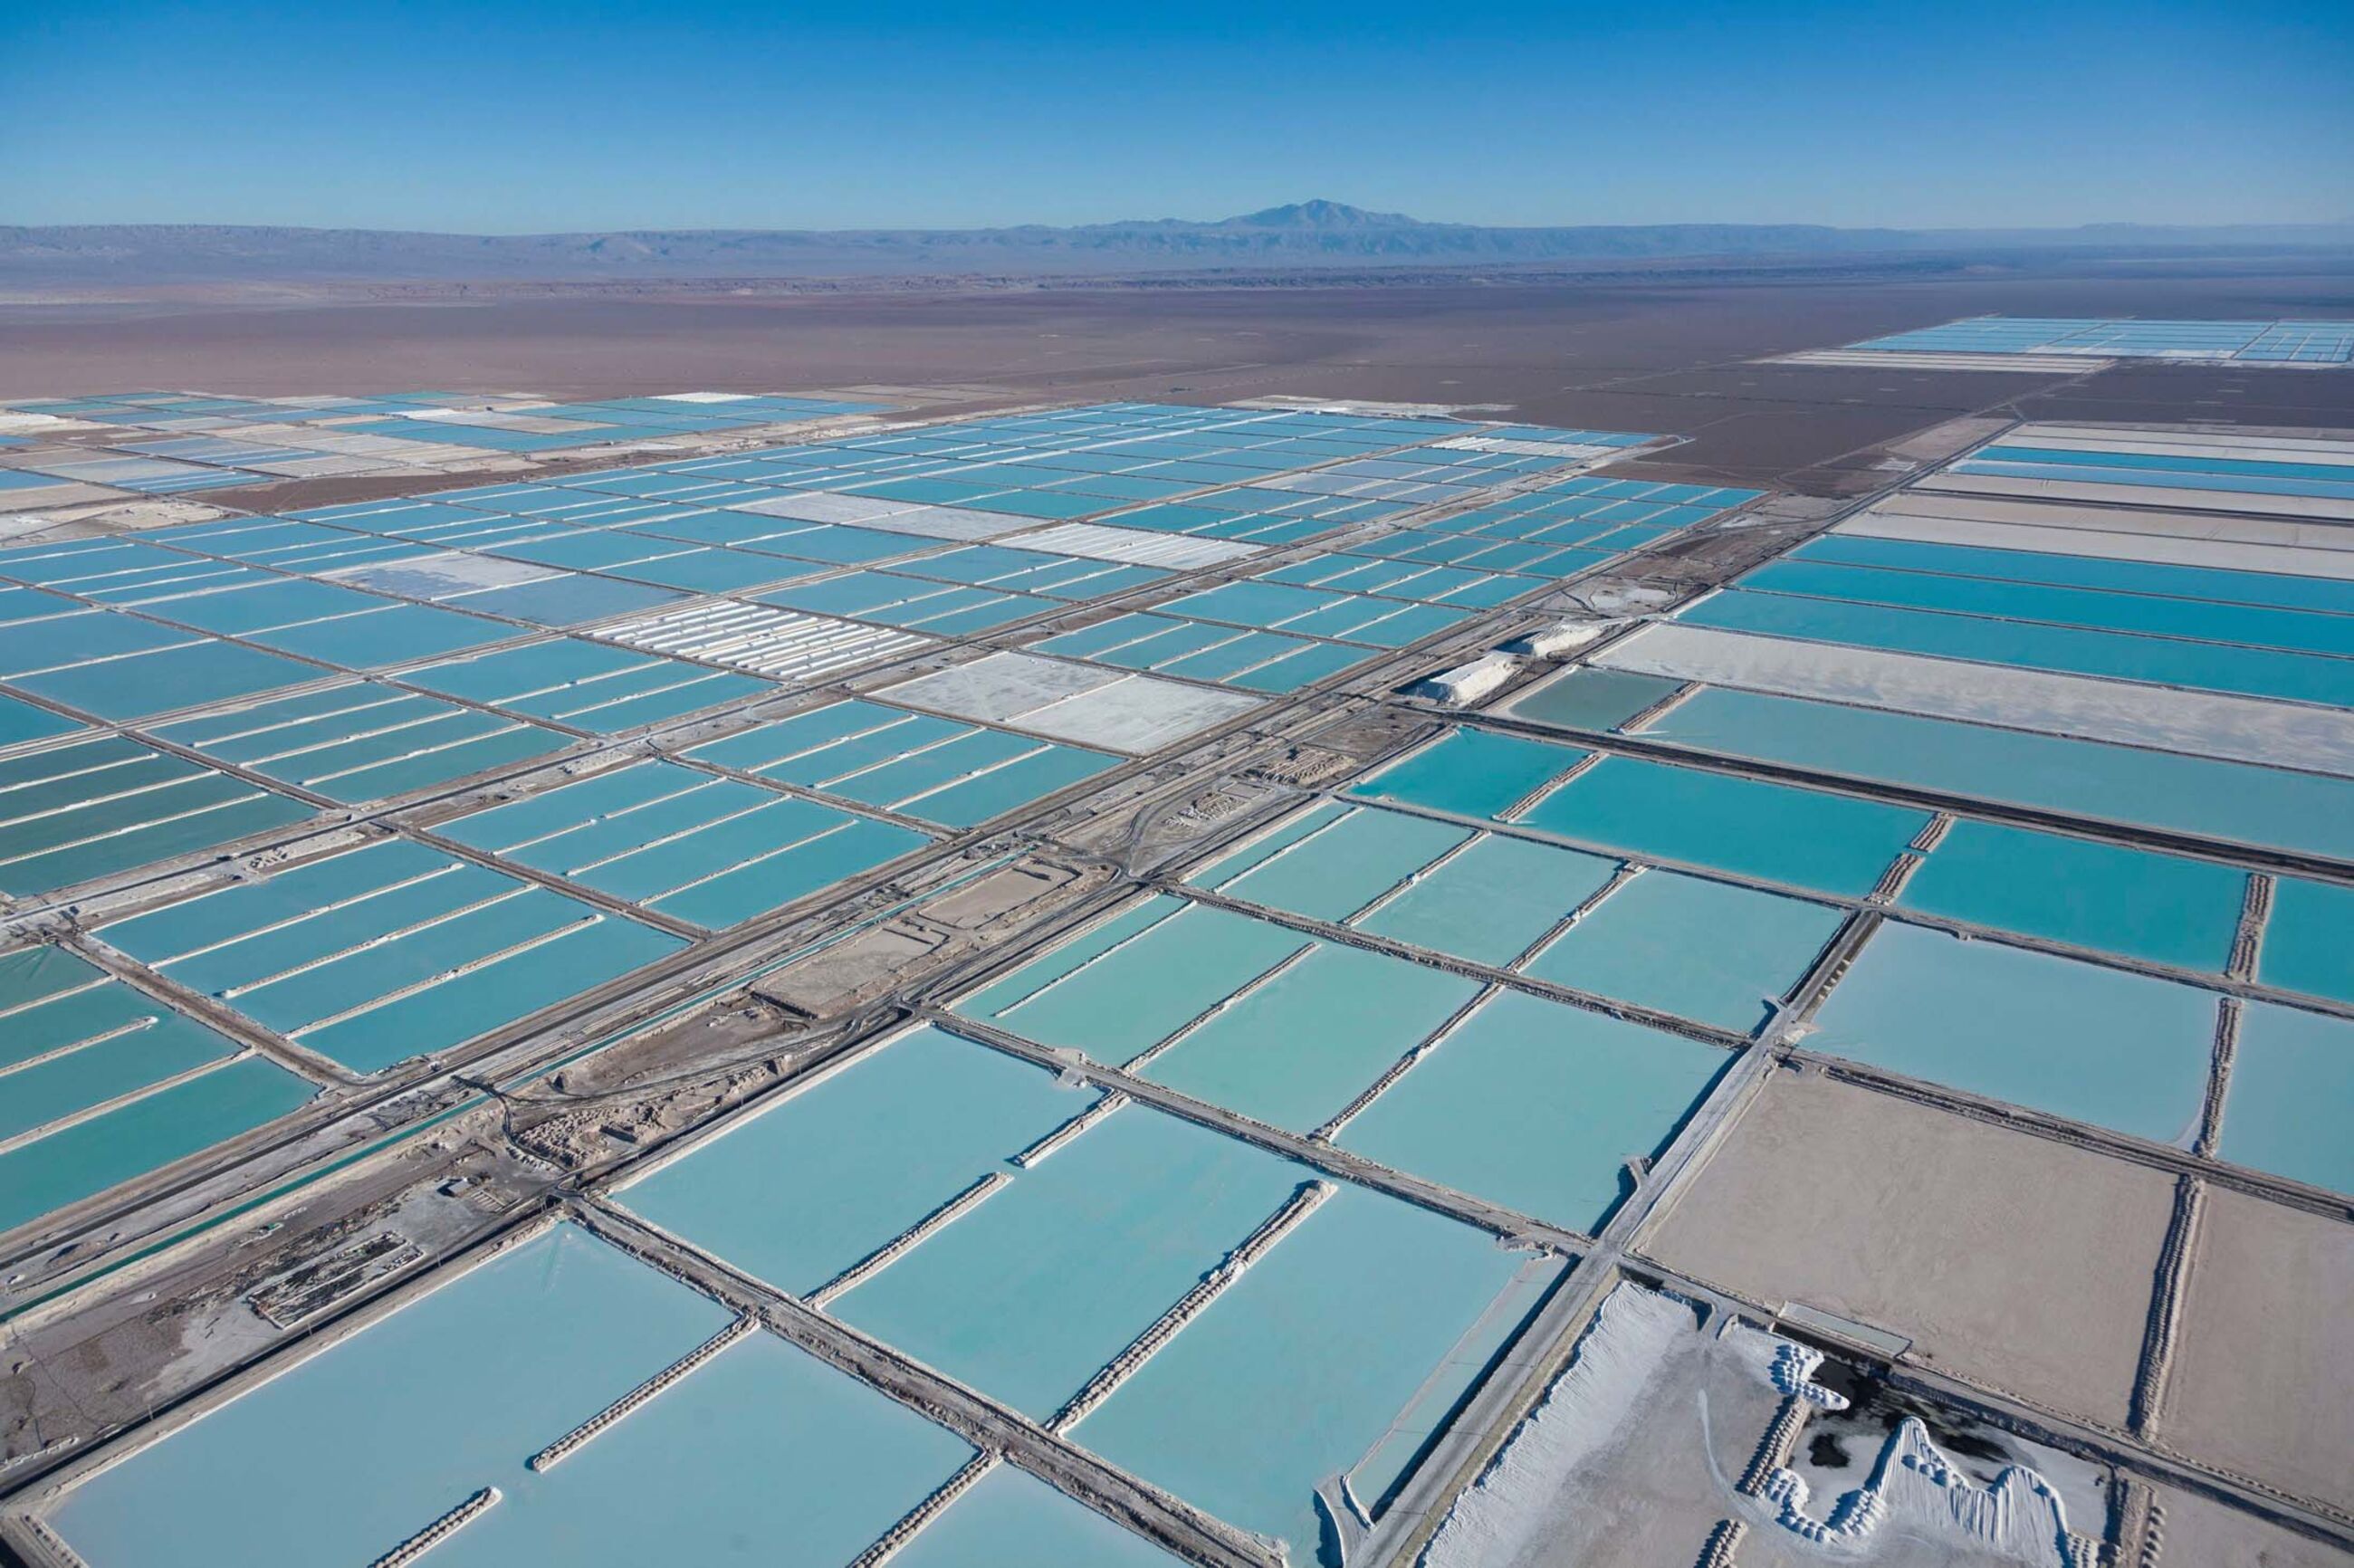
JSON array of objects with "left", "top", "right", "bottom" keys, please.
[
  {"left": 619, "top": 1025, "right": 1086, "bottom": 1296},
  {"left": 955, "top": 896, "right": 1311, "bottom": 1066},
  {"left": 893, "top": 1467, "right": 1186, "bottom": 1568},
  {"left": 2218, "top": 1001, "right": 2354, "bottom": 1196},
  {"left": 1808, "top": 923, "right": 2218, "bottom": 1145},
  {"left": 1072, "top": 1182, "right": 1533, "bottom": 1558},
  {"left": 1681, "top": 588, "right": 2354, "bottom": 708},
  {"left": 1791, "top": 533, "right": 2354, "bottom": 618},
  {"left": 2257, "top": 878, "right": 2354, "bottom": 1005},
  {"left": 1639, "top": 686, "right": 2354, "bottom": 864},
  {"left": 98, "top": 839, "right": 686, "bottom": 1075},
  {"left": 1898, "top": 819, "right": 2246, "bottom": 972},
  {"left": 50, "top": 1224, "right": 975, "bottom": 1568},
  {"left": 1738, "top": 556, "right": 2354, "bottom": 659},
  {"left": 1347, "top": 727, "right": 1586, "bottom": 820},
  {"left": 1523, "top": 870, "right": 1844, "bottom": 1033},
  {"left": 0, "top": 946, "right": 318, "bottom": 1235},
  {"left": 436, "top": 759, "right": 929, "bottom": 930},
  {"left": 1514, "top": 754, "right": 1928, "bottom": 896},
  {"left": 837, "top": 1102, "right": 1307, "bottom": 1420},
  {"left": 1337, "top": 988, "right": 1729, "bottom": 1231}
]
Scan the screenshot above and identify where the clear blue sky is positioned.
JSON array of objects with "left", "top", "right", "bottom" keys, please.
[{"left": 5, "top": 0, "right": 2348, "bottom": 232}]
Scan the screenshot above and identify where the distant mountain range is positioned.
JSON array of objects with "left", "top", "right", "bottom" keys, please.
[{"left": 6, "top": 200, "right": 2350, "bottom": 285}]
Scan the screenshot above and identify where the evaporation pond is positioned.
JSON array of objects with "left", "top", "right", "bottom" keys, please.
[
  {"left": 617, "top": 1025, "right": 1084, "bottom": 1296},
  {"left": 954, "top": 896, "right": 1308, "bottom": 1064},
  {"left": 1347, "top": 727, "right": 1585, "bottom": 820},
  {"left": 1356, "top": 831, "right": 1620, "bottom": 967},
  {"left": 1524, "top": 870, "right": 1843, "bottom": 1032},
  {"left": 1072, "top": 1183, "right": 1530, "bottom": 1559},
  {"left": 837, "top": 1103, "right": 1306, "bottom": 1420},
  {"left": 1338, "top": 988, "right": 1727, "bottom": 1231},
  {"left": 55, "top": 1219, "right": 981, "bottom": 1565},
  {"left": 1809, "top": 923, "right": 2217, "bottom": 1145},
  {"left": 1898, "top": 819, "right": 2244, "bottom": 972},
  {"left": 1189, "top": 802, "right": 1469, "bottom": 922},
  {"left": 1143, "top": 938, "right": 1479, "bottom": 1132},
  {"left": 2217, "top": 1001, "right": 2354, "bottom": 1196},
  {"left": 1514, "top": 755, "right": 1928, "bottom": 895}
]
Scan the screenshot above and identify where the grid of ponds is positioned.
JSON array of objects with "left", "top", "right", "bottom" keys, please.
[
  {"left": 0, "top": 945, "right": 317, "bottom": 1235},
  {"left": 1846, "top": 317, "right": 2354, "bottom": 365},
  {"left": 617, "top": 1022, "right": 1569, "bottom": 1555},
  {"left": 42, "top": 1219, "right": 1196, "bottom": 1568},
  {"left": 0, "top": 396, "right": 1680, "bottom": 1257},
  {"left": 684, "top": 698, "right": 1120, "bottom": 828},
  {"left": 91, "top": 837, "right": 690, "bottom": 1076},
  {"left": 951, "top": 893, "right": 1730, "bottom": 1235},
  {"left": 1532, "top": 422, "right": 2354, "bottom": 1202},
  {"left": 0, "top": 389, "right": 888, "bottom": 502}
]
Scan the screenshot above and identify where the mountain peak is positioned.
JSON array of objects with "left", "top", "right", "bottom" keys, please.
[{"left": 1226, "top": 199, "right": 1420, "bottom": 230}]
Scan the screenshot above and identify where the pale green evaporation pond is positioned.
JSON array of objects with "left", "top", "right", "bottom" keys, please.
[
  {"left": 50, "top": 1224, "right": 981, "bottom": 1567},
  {"left": 1808, "top": 923, "right": 2219, "bottom": 1146}
]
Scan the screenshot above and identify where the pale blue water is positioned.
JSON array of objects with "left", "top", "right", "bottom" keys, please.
[
  {"left": 837, "top": 1105, "right": 1303, "bottom": 1419},
  {"left": 961, "top": 901, "right": 1310, "bottom": 1066},
  {"left": 955, "top": 894, "right": 1187, "bottom": 1016},
  {"left": 433, "top": 1330, "right": 975, "bottom": 1566},
  {"left": 1899, "top": 820, "right": 2245, "bottom": 971},
  {"left": 2219, "top": 1002, "right": 2354, "bottom": 1196},
  {"left": 620, "top": 1025, "right": 1080, "bottom": 1296},
  {"left": 1809, "top": 923, "right": 2217, "bottom": 1144},
  {"left": 99, "top": 840, "right": 689, "bottom": 1075},
  {"left": 49, "top": 1224, "right": 737, "bottom": 1568},
  {"left": 1073, "top": 1183, "right": 1527, "bottom": 1559},
  {"left": 1515, "top": 756, "right": 1927, "bottom": 895},
  {"left": 1524, "top": 871, "right": 1844, "bottom": 1032},
  {"left": 893, "top": 1467, "right": 1189, "bottom": 1567},
  {"left": 0, "top": 1013, "right": 236, "bottom": 1142},
  {"left": 1357, "top": 833, "right": 1620, "bottom": 967},
  {"left": 1144, "top": 940, "right": 1480, "bottom": 1132},
  {"left": 1338, "top": 989, "right": 1729, "bottom": 1231},
  {"left": 2257, "top": 878, "right": 2354, "bottom": 1004},
  {"left": 1641, "top": 687, "right": 2354, "bottom": 863},
  {"left": 1192, "top": 805, "right": 1468, "bottom": 922},
  {"left": 1348, "top": 728, "right": 1586, "bottom": 820},
  {"left": 0, "top": 1056, "right": 315, "bottom": 1235},
  {"left": 1345, "top": 1253, "right": 1571, "bottom": 1510},
  {"left": 1503, "top": 666, "right": 1685, "bottom": 731}
]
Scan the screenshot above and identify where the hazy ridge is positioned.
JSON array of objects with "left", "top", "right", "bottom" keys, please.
[{"left": 6, "top": 200, "right": 2351, "bottom": 285}]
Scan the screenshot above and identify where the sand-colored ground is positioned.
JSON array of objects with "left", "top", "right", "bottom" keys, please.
[
  {"left": 2147, "top": 1485, "right": 2352, "bottom": 1568},
  {"left": 1638, "top": 1068, "right": 2174, "bottom": 1428},
  {"left": 2159, "top": 1187, "right": 2354, "bottom": 1515}
]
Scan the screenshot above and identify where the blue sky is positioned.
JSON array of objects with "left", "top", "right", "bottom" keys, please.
[{"left": 5, "top": 0, "right": 2349, "bottom": 232}]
